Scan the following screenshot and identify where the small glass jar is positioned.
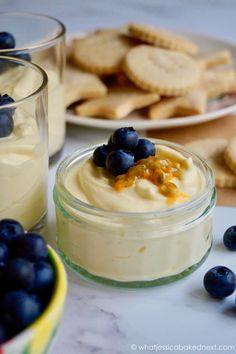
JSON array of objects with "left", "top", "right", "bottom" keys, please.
[
  {"left": 54, "top": 140, "right": 216, "bottom": 288},
  {"left": 0, "top": 55, "right": 48, "bottom": 231},
  {"left": 0, "top": 12, "right": 66, "bottom": 160}
]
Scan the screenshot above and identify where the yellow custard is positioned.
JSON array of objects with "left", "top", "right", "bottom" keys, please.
[{"left": 65, "top": 145, "right": 205, "bottom": 213}]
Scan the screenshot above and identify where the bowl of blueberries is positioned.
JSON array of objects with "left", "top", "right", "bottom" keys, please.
[{"left": 0, "top": 219, "right": 67, "bottom": 354}]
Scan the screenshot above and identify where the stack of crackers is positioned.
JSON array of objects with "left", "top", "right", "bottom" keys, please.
[{"left": 65, "top": 22, "right": 236, "bottom": 120}]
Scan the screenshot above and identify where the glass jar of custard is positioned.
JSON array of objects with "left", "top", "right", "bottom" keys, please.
[{"left": 54, "top": 139, "right": 216, "bottom": 288}]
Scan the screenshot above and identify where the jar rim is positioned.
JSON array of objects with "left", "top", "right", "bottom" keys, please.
[
  {"left": 0, "top": 55, "right": 48, "bottom": 107},
  {"left": 55, "top": 139, "right": 215, "bottom": 220},
  {"left": 0, "top": 11, "right": 65, "bottom": 53}
]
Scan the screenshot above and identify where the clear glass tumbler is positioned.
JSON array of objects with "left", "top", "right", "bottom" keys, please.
[
  {"left": 0, "top": 12, "right": 66, "bottom": 159},
  {"left": 0, "top": 55, "right": 48, "bottom": 231}
]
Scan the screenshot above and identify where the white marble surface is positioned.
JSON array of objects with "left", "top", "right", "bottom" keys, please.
[{"left": 1, "top": 0, "right": 236, "bottom": 353}]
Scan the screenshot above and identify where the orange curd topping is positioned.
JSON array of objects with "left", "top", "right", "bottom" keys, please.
[{"left": 113, "top": 155, "right": 189, "bottom": 204}]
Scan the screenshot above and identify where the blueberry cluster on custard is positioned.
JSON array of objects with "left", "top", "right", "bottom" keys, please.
[
  {"left": 0, "top": 219, "right": 55, "bottom": 344},
  {"left": 93, "top": 127, "right": 155, "bottom": 176},
  {"left": 0, "top": 94, "right": 15, "bottom": 138}
]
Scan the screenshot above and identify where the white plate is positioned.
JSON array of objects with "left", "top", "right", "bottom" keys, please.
[{"left": 66, "top": 32, "right": 236, "bottom": 130}]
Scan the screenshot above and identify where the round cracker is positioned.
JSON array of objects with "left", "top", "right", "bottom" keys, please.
[
  {"left": 186, "top": 139, "right": 236, "bottom": 188},
  {"left": 72, "top": 31, "right": 135, "bottom": 75},
  {"left": 123, "top": 45, "right": 200, "bottom": 96},
  {"left": 128, "top": 23, "right": 198, "bottom": 55},
  {"left": 225, "top": 136, "right": 236, "bottom": 174}
]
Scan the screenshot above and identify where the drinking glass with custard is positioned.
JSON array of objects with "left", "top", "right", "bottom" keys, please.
[{"left": 0, "top": 56, "right": 48, "bottom": 231}]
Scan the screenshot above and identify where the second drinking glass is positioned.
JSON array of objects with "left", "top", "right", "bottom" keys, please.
[{"left": 0, "top": 12, "right": 66, "bottom": 159}]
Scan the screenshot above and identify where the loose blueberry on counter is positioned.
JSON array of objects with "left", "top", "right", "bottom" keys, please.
[
  {"left": 93, "top": 145, "right": 110, "bottom": 167},
  {"left": 112, "top": 127, "right": 139, "bottom": 150},
  {"left": 134, "top": 139, "right": 155, "bottom": 161},
  {"left": 0, "top": 32, "right": 15, "bottom": 49},
  {"left": 106, "top": 150, "right": 135, "bottom": 176},
  {"left": 0, "top": 219, "right": 24, "bottom": 243},
  {"left": 0, "top": 242, "right": 9, "bottom": 265},
  {"left": 0, "top": 322, "right": 7, "bottom": 345},
  {"left": 5, "top": 258, "right": 35, "bottom": 291},
  {"left": 14, "top": 233, "right": 48, "bottom": 261},
  {"left": 2, "top": 290, "right": 41, "bottom": 332},
  {"left": 204, "top": 266, "right": 236, "bottom": 298},
  {"left": 33, "top": 261, "right": 55, "bottom": 293},
  {"left": 0, "top": 111, "right": 14, "bottom": 138},
  {"left": 223, "top": 226, "right": 236, "bottom": 251}
]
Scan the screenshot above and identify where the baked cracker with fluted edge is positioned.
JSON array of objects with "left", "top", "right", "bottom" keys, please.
[
  {"left": 128, "top": 22, "right": 198, "bottom": 55},
  {"left": 148, "top": 87, "right": 207, "bottom": 120},
  {"left": 75, "top": 85, "right": 160, "bottom": 119},
  {"left": 197, "top": 50, "right": 232, "bottom": 70},
  {"left": 65, "top": 64, "right": 107, "bottom": 106},
  {"left": 123, "top": 45, "right": 200, "bottom": 96},
  {"left": 202, "top": 69, "right": 236, "bottom": 99},
  {"left": 186, "top": 139, "right": 236, "bottom": 188},
  {"left": 71, "top": 31, "right": 136, "bottom": 75}
]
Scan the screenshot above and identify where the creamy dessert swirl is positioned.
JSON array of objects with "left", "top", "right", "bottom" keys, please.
[{"left": 65, "top": 145, "right": 206, "bottom": 213}]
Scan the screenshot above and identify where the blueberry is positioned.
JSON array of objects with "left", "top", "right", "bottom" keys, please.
[
  {"left": 0, "top": 267, "right": 7, "bottom": 298},
  {"left": 203, "top": 266, "right": 236, "bottom": 298},
  {"left": 0, "top": 94, "right": 15, "bottom": 117},
  {"left": 30, "top": 293, "right": 43, "bottom": 312},
  {"left": 0, "top": 219, "right": 24, "bottom": 243},
  {"left": 223, "top": 226, "right": 236, "bottom": 251},
  {"left": 33, "top": 261, "right": 54, "bottom": 293},
  {"left": 108, "top": 135, "right": 114, "bottom": 146},
  {"left": 107, "top": 135, "right": 118, "bottom": 151},
  {"left": 0, "top": 242, "right": 9, "bottom": 265},
  {"left": 134, "top": 139, "right": 155, "bottom": 161},
  {"left": 106, "top": 150, "right": 135, "bottom": 176},
  {"left": 93, "top": 145, "right": 110, "bottom": 167},
  {"left": 0, "top": 32, "right": 15, "bottom": 50},
  {"left": 0, "top": 111, "right": 14, "bottom": 138},
  {"left": 12, "top": 52, "right": 31, "bottom": 62},
  {"left": 112, "top": 127, "right": 139, "bottom": 150},
  {"left": 0, "top": 94, "right": 15, "bottom": 107},
  {"left": 0, "top": 59, "right": 6, "bottom": 73},
  {"left": 0, "top": 322, "right": 7, "bottom": 345},
  {"left": 2, "top": 290, "right": 41, "bottom": 332},
  {"left": 5, "top": 258, "right": 35, "bottom": 291},
  {"left": 14, "top": 233, "right": 48, "bottom": 261}
]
